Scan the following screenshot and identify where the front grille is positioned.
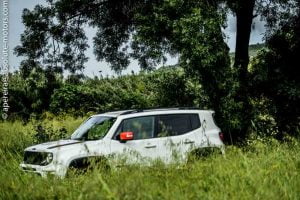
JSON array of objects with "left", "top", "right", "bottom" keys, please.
[{"left": 23, "top": 151, "right": 48, "bottom": 166}]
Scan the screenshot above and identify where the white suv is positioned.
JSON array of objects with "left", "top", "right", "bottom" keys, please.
[{"left": 20, "top": 108, "right": 224, "bottom": 177}]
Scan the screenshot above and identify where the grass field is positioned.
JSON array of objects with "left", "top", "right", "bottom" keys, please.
[{"left": 0, "top": 118, "right": 299, "bottom": 200}]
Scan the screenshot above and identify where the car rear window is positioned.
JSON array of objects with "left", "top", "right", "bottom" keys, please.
[{"left": 156, "top": 114, "right": 200, "bottom": 137}]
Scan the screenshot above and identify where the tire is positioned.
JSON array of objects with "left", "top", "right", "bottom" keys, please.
[
  {"left": 187, "top": 147, "right": 223, "bottom": 163},
  {"left": 67, "top": 156, "right": 110, "bottom": 177}
]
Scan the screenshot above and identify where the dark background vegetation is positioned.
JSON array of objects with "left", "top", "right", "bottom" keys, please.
[{"left": 1, "top": 0, "right": 300, "bottom": 143}]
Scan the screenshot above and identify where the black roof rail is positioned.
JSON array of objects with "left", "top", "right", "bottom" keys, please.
[
  {"left": 119, "top": 109, "right": 143, "bottom": 115},
  {"left": 178, "top": 107, "right": 202, "bottom": 110},
  {"left": 118, "top": 107, "right": 202, "bottom": 115},
  {"left": 94, "top": 109, "right": 137, "bottom": 116}
]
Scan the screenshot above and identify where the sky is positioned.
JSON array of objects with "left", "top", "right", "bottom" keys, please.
[{"left": 1, "top": 0, "right": 265, "bottom": 77}]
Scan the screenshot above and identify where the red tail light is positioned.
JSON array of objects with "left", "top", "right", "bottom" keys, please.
[{"left": 219, "top": 132, "right": 224, "bottom": 141}]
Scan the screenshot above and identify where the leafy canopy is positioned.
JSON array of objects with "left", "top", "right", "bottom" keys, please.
[{"left": 15, "top": 0, "right": 229, "bottom": 74}]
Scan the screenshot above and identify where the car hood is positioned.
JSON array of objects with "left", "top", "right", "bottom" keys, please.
[{"left": 25, "top": 139, "right": 83, "bottom": 152}]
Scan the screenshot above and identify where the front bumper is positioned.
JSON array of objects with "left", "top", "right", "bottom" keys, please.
[{"left": 20, "top": 163, "right": 65, "bottom": 178}]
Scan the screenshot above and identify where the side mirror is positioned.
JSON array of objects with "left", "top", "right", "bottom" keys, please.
[{"left": 119, "top": 131, "right": 134, "bottom": 142}]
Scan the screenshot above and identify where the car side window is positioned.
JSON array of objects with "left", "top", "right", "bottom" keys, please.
[
  {"left": 190, "top": 114, "right": 201, "bottom": 130},
  {"left": 157, "top": 114, "right": 200, "bottom": 137},
  {"left": 116, "top": 116, "right": 155, "bottom": 140}
]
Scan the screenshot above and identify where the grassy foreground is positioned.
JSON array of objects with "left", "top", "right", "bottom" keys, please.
[{"left": 0, "top": 119, "right": 300, "bottom": 200}]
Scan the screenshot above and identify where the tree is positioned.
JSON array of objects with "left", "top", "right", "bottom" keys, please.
[
  {"left": 13, "top": 0, "right": 242, "bottom": 140},
  {"left": 15, "top": 0, "right": 230, "bottom": 71},
  {"left": 228, "top": 0, "right": 294, "bottom": 81},
  {"left": 250, "top": 2, "right": 300, "bottom": 137},
  {"left": 15, "top": 0, "right": 230, "bottom": 102},
  {"left": 15, "top": 0, "right": 297, "bottom": 140},
  {"left": 14, "top": 3, "right": 89, "bottom": 75},
  {"left": 223, "top": 0, "right": 296, "bottom": 139}
]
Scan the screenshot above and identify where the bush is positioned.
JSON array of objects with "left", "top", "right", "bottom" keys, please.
[{"left": 48, "top": 67, "right": 207, "bottom": 115}]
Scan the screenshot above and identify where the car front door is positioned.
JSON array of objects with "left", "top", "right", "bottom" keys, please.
[{"left": 110, "top": 116, "right": 159, "bottom": 164}]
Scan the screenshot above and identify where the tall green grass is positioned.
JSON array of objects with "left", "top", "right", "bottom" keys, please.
[{"left": 0, "top": 118, "right": 300, "bottom": 199}]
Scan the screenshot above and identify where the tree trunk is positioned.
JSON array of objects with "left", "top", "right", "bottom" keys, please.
[
  {"left": 233, "top": 0, "right": 255, "bottom": 140},
  {"left": 234, "top": 0, "right": 255, "bottom": 74}
]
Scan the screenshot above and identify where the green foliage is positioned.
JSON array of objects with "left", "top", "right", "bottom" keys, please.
[
  {"left": 49, "top": 84, "right": 89, "bottom": 115},
  {"left": 2, "top": 67, "right": 211, "bottom": 120},
  {"left": 248, "top": 97, "right": 279, "bottom": 140},
  {"left": 230, "top": 43, "right": 265, "bottom": 59},
  {"left": 33, "top": 124, "right": 68, "bottom": 143},
  {"left": 0, "top": 68, "right": 62, "bottom": 120},
  {"left": 15, "top": 0, "right": 230, "bottom": 75},
  {"left": 249, "top": 10, "right": 300, "bottom": 137},
  {"left": 47, "top": 67, "right": 207, "bottom": 116},
  {"left": 248, "top": 43, "right": 265, "bottom": 57}
]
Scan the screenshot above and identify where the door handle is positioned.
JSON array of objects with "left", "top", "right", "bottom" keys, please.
[
  {"left": 184, "top": 140, "right": 195, "bottom": 144},
  {"left": 145, "top": 145, "right": 157, "bottom": 148}
]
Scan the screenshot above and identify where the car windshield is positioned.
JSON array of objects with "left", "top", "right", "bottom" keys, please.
[{"left": 71, "top": 116, "right": 116, "bottom": 140}]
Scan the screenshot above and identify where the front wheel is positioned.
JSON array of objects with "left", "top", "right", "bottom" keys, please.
[{"left": 67, "top": 156, "right": 110, "bottom": 177}]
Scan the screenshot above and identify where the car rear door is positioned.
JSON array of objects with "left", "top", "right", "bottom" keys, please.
[{"left": 155, "top": 114, "right": 202, "bottom": 163}]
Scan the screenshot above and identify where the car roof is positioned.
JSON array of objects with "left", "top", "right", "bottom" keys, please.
[{"left": 92, "top": 108, "right": 214, "bottom": 118}]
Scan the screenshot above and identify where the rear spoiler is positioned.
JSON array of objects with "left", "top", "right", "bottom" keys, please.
[{"left": 208, "top": 110, "right": 215, "bottom": 115}]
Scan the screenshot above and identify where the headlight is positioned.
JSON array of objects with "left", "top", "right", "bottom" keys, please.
[{"left": 41, "top": 153, "right": 53, "bottom": 165}]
